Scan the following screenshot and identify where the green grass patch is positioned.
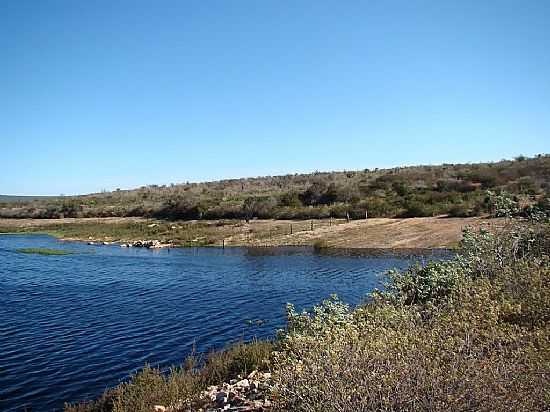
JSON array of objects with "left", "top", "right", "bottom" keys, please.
[{"left": 16, "top": 247, "right": 75, "bottom": 256}]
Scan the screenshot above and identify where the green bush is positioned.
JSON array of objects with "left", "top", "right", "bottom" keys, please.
[
  {"left": 486, "top": 190, "right": 520, "bottom": 217},
  {"left": 372, "top": 260, "right": 465, "bottom": 306},
  {"left": 400, "top": 199, "right": 435, "bottom": 217}
]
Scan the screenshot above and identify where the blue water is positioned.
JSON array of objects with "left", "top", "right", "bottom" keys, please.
[{"left": 0, "top": 234, "right": 448, "bottom": 411}]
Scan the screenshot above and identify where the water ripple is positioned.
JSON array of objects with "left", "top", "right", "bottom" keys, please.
[{"left": 0, "top": 234, "right": 448, "bottom": 411}]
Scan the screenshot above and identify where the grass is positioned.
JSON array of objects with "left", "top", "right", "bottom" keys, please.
[
  {"left": 16, "top": 247, "right": 75, "bottom": 255},
  {"left": 65, "top": 340, "right": 273, "bottom": 412}
]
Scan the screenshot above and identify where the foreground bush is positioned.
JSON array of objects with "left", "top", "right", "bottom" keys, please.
[{"left": 272, "top": 219, "right": 550, "bottom": 411}]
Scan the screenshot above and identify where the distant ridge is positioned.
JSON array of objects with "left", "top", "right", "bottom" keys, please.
[{"left": 0, "top": 195, "right": 59, "bottom": 203}]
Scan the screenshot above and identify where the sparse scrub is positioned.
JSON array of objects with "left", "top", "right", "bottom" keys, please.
[{"left": 2, "top": 155, "right": 549, "bottom": 221}]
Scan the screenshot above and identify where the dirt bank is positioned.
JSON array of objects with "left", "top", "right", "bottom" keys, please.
[{"left": 228, "top": 216, "right": 500, "bottom": 248}]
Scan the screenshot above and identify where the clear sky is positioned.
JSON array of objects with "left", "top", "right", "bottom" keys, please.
[{"left": 1, "top": 0, "right": 549, "bottom": 195}]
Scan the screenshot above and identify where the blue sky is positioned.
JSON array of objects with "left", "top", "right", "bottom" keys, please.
[{"left": 1, "top": 0, "right": 549, "bottom": 195}]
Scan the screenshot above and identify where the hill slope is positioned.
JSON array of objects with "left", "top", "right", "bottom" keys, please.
[{"left": 1, "top": 155, "right": 549, "bottom": 220}]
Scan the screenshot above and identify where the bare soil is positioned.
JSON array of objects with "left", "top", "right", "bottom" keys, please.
[{"left": 236, "top": 216, "right": 500, "bottom": 248}]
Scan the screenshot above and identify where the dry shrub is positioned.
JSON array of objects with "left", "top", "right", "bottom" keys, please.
[{"left": 272, "top": 219, "right": 550, "bottom": 411}]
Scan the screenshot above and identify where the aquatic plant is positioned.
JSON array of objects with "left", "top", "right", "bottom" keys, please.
[{"left": 16, "top": 247, "right": 74, "bottom": 255}]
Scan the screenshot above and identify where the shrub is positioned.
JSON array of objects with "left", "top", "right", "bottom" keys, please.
[
  {"left": 312, "top": 239, "right": 329, "bottom": 251},
  {"left": 278, "top": 191, "right": 302, "bottom": 207},
  {"left": 272, "top": 218, "right": 550, "bottom": 411},
  {"left": 486, "top": 190, "right": 520, "bottom": 217},
  {"left": 372, "top": 260, "right": 465, "bottom": 306},
  {"left": 400, "top": 199, "right": 434, "bottom": 217},
  {"left": 448, "top": 202, "right": 475, "bottom": 217},
  {"left": 242, "top": 196, "right": 277, "bottom": 220}
]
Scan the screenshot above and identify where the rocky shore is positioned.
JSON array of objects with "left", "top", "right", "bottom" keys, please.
[
  {"left": 120, "top": 239, "right": 172, "bottom": 248},
  {"left": 86, "top": 239, "right": 172, "bottom": 248},
  {"left": 153, "top": 370, "right": 273, "bottom": 412}
]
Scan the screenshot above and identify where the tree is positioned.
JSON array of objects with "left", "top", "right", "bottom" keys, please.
[
  {"left": 300, "top": 182, "right": 328, "bottom": 206},
  {"left": 243, "top": 196, "right": 276, "bottom": 220},
  {"left": 279, "top": 192, "right": 303, "bottom": 207}
]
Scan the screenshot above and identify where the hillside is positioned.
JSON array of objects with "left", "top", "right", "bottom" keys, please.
[
  {"left": 2, "top": 155, "right": 549, "bottom": 220},
  {"left": 0, "top": 195, "right": 58, "bottom": 203}
]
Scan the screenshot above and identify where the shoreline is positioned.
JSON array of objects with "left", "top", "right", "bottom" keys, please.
[
  {"left": 0, "top": 216, "right": 501, "bottom": 250},
  {"left": 3, "top": 232, "right": 454, "bottom": 258}
]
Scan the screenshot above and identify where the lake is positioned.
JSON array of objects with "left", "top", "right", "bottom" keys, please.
[{"left": 0, "top": 234, "right": 448, "bottom": 411}]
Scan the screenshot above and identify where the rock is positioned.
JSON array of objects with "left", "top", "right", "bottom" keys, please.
[
  {"left": 201, "top": 370, "right": 272, "bottom": 411},
  {"left": 236, "top": 379, "right": 250, "bottom": 389},
  {"left": 204, "top": 385, "right": 218, "bottom": 401},
  {"left": 253, "top": 400, "right": 264, "bottom": 409},
  {"left": 153, "top": 406, "right": 166, "bottom": 412},
  {"left": 149, "top": 240, "right": 163, "bottom": 248}
]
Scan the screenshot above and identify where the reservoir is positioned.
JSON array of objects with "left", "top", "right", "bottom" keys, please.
[{"left": 0, "top": 234, "right": 448, "bottom": 411}]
